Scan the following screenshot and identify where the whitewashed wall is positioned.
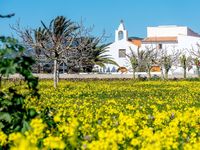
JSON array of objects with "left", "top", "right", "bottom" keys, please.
[{"left": 104, "top": 24, "right": 200, "bottom": 75}]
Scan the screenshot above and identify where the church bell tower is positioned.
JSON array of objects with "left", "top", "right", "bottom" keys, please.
[{"left": 115, "top": 20, "right": 128, "bottom": 42}]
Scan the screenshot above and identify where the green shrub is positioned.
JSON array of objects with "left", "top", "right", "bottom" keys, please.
[{"left": 0, "top": 36, "right": 39, "bottom": 134}]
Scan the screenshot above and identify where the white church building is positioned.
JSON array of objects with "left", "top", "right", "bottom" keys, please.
[
  {"left": 103, "top": 21, "right": 200, "bottom": 76},
  {"left": 103, "top": 21, "right": 142, "bottom": 73}
]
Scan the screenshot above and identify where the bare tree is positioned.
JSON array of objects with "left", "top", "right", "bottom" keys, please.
[
  {"left": 157, "top": 46, "right": 181, "bottom": 79},
  {"left": 180, "top": 54, "right": 192, "bottom": 79},
  {"left": 12, "top": 16, "right": 79, "bottom": 88},
  {"left": 193, "top": 57, "right": 200, "bottom": 78},
  {"left": 126, "top": 47, "right": 147, "bottom": 79},
  {"left": 188, "top": 44, "right": 200, "bottom": 77},
  {"left": 189, "top": 43, "right": 200, "bottom": 57},
  {"left": 142, "top": 46, "right": 157, "bottom": 78},
  {"left": 126, "top": 48, "right": 138, "bottom": 79},
  {"left": 126, "top": 46, "right": 156, "bottom": 79}
]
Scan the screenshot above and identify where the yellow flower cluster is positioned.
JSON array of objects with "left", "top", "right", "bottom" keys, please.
[
  {"left": 43, "top": 136, "right": 65, "bottom": 149},
  {"left": 0, "top": 131, "right": 7, "bottom": 146},
  {"left": 1, "top": 80, "right": 200, "bottom": 149},
  {"left": 8, "top": 123, "right": 40, "bottom": 150},
  {"left": 1, "top": 118, "right": 65, "bottom": 149}
]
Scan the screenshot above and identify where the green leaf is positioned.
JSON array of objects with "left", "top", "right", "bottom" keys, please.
[
  {"left": 21, "top": 120, "right": 31, "bottom": 133},
  {"left": 0, "top": 122, "right": 5, "bottom": 129},
  {"left": 28, "top": 108, "right": 37, "bottom": 118},
  {"left": 1, "top": 99, "right": 13, "bottom": 106},
  {"left": 0, "top": 112, "right": 12, "bottom": 123}
]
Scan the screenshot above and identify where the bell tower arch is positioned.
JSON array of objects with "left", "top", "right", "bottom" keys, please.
[{"left": 115, "top": 20, "right": 128, "bottom": 42}]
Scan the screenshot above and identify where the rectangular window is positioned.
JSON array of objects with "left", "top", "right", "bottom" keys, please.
[{"left": 119, "top": 49, "right": 126, "bottom": 58}]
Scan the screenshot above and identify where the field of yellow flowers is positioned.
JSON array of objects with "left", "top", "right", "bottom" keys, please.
[{"left": 1, "top": 80, "right": 200, "bottom": 149}]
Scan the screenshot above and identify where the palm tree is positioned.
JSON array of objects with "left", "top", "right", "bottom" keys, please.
[
  {"left": 93, "top": 44, "right": 118, "bottom": 68},
  {"left": 81, "top": 38, "right": 118, "bottom": 72}
]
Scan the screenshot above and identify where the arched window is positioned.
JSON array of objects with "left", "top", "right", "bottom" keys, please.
[{"left": 118, "top": 31, "right": 124, "bottom": 40}]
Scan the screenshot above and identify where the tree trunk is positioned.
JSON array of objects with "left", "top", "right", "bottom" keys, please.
[
  {"left": 63, "top": 63, "right": 65, "bottom": 74},
  {"left": 161, "top": 67, "right": 164, "bottom": 80},
  {"left": 183, "top": 67, "right": 186, "bottom": 79},
  {"left": 147, "top": 68, "right": 151, "bottom": 79},
  {"left": 57, "top": 70, "right": 59, "bottom": 84},
  {"left": 53, "top": 59, "right": 58, "bottom": 88},
  {"left": 37, "top": 64, "right": 41, "bottom": 73},
  {"left": 133, "top": 69, "right": 135, "bottom": 79},
  {"left": 198, "top": 67, "right": 200, "bottom": 78},
  {"left": 165, "top": 69, "right": 168, "bottom": 80}
]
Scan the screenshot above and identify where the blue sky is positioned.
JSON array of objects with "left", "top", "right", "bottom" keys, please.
[{"left": 1, "top": 0, "right": 200, "bottom": 42}]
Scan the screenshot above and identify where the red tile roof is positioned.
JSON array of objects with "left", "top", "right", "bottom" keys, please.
[
  {"left": 143, "top": 37, "right": 178, "bottom": 43},
  {"left": 128, "top": 39, "right": 142, "bottom": 47}
]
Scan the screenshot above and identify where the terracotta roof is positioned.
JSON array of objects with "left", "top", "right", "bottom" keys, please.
[
  {"left": 128, "top": 37, "right": 143, "bottom": 47},
  {"left": 142, "top": 37, "right": 178, "bottom": 43},
  {"left": 129, "top": 39, "right": 142, "bottom": 47}
]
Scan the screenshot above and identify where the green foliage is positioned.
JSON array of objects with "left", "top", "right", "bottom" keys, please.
[
  {"left": 186, "top": 77, "right": 200, "bottom": 81},
  {"left": 0, "top": 36, "right": 39, "bottom": 134},
  {"left": 84, "top": 42, "right": 118, "bottom": 72}
]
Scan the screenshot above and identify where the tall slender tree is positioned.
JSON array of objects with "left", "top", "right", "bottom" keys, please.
[{"left": 180, "top": 55, "right": 192, "bottom": 79}]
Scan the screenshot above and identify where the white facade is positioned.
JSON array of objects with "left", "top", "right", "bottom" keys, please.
[
  {"left": 105, "top": 23, "right": 200, "bottom": 76},
  {"left": 147, "top": 25, "right": 200, "bottom": 37},
  {"left": 104, "top": 21, "right": 138, "bottom": 73},
  {"left": 142, "top": 25, "right": 200, "bottom": 76},
  {"left": 144, "top": 25, "right": 200, "bottom": 52}
]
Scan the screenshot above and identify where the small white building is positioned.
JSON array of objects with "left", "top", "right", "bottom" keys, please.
[
  {"left": 103, "top": 21, "right": 141, "bottom": 73},
  {"left": 143, "top": 25, "right": 200, "bottom": 54},
  {"left": 104, "top": 22, "right": 200, "bottom": 76},
  {"left": 142, "top": 25, "right": 200, "bottom": 76}
]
